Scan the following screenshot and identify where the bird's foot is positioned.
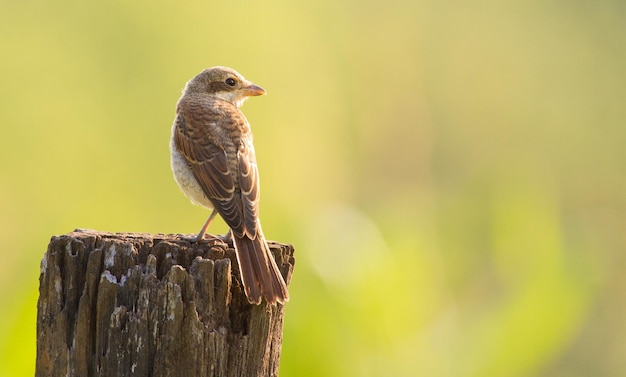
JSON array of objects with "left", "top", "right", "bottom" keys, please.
[
  {"left": 179, "top": 231, "right": 232, "bottom": 247},
  {"left": 217, "top": 230, "right": 234, "bottom": 248},
  {"left": 180, "top": 233, "right": 216, "bottom": 244}
]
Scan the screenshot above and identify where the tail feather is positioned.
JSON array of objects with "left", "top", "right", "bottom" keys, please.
[{"left": 233, "top": 232, "right": 289, "bottom": 305}]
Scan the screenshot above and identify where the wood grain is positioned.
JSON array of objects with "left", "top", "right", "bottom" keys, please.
[{"left": 36, "top": 229, "right": 294, "bottom": 377}]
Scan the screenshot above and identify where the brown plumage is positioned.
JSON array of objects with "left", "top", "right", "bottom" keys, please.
[{"left": 170, "top": 66, "right": 289, "bottom": 305}]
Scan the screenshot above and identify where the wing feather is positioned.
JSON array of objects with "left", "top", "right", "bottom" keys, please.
[{"left": 238, "top": 148, "right": 260, "bottom": 238}]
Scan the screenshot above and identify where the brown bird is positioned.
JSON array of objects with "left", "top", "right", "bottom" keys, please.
[{"left": 170, "top": 66, "right": 289, "bottom": 305}]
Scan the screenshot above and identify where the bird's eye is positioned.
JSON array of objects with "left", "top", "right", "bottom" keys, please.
[{"left": 225, "top": 78, "right": 236, "bottom": 87}]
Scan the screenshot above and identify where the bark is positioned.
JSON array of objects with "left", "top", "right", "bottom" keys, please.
[{"left": 36, "top": 229, "right": 295, "bottom": 377}]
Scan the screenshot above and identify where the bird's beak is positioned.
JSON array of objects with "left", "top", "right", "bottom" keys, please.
[{"left": 241, "top": 83, "right": 266, "bottom": 97}]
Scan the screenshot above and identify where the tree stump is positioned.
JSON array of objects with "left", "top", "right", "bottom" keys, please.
[{"left": 36, "top": 229, "right": 295, "bottom": 377}]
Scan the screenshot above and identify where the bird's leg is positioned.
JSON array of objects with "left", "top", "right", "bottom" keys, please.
[
  {"left": 195, "top": 209, "right": 219, "bottom": 241},
  {"left": 184, "top": 209, "right": 218, "bottom": 243}
]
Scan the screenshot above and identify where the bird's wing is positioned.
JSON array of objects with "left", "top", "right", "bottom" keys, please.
[
  {"left": 237, "top": 142, "right": 260, "bottom": 239},
  {"left": 173, "top": 104, "right": 260, "bottom": 239}
]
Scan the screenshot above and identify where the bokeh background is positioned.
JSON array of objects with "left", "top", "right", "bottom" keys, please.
[{"left": 1, "top": 0, "right": 625, "bottom": 375}]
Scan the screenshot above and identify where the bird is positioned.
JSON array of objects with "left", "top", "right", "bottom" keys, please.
[{"left": 170, "top": 66, "right": 289, "bottom": 305}]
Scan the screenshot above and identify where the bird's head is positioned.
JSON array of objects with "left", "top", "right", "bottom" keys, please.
[{"left": 183, "top": 66, "right": 266, "bottom": 107}]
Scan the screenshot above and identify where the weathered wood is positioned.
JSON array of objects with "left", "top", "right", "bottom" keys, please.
[{"left": 36, "top": 229, "right": 295, "bottom": 377}]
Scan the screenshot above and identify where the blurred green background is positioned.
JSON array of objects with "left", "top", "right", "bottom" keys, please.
[{"left": 1, "top": 0, "right": 625, "bottom": 375}]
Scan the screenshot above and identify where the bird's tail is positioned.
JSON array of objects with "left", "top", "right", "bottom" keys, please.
[{"left": 233, "top": 229, "right": 289, "bottom": 305}]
